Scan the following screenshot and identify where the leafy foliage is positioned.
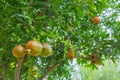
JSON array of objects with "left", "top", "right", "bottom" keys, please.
[
  {"left": 0, "top": 0, "right": 120, "bottom": 80},
  {"left": 80, "top": 60, "right": 120, "bottom": 80}
]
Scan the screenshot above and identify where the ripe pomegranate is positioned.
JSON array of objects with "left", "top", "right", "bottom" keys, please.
[
  {"left": 25, "top": 40, "right": 42, "bottom": 56},
  {"left": 67, "top": 48, "right": 75, "bottom": 59},
  {"left": 40, "top": 43, "right": 52, "bottom": 57},
  {"left": 90, "top": 53, "right": 97, "bottom": 61},
  {"left": 92, "top": 16, "right": 100, "bottom": 24},
  {"left": 12, "top": 45, "right": 25, "bottom": 59},
  {"left": 92, "top": 60, "right": 100, "bottom": 65},
  {"left": 90, "top": 53, "right": 100, "bottom": 65}
]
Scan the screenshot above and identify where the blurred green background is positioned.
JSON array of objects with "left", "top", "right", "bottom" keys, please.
[{"left": 80, "top": 60, "right": 120, "bottom": 80}]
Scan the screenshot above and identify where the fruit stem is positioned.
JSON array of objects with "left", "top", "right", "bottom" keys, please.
[
  {"left": 14, "top": 58, "right": 23, "bottom": 80},
  {"left": 25, "top": 49, "right": 31, "bottom": 54}
]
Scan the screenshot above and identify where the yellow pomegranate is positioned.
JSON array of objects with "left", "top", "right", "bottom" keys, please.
[
  {"left": 40, "top": 43, "right": 52, "bottom": 57},
  {"left": 12, "top": 45, "right": 25, "bottom": 59}
]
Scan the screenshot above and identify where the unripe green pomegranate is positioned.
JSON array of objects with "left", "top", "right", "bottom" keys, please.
[
  {"left": 28, "top": 66, "right": 39, "bottom": 77},
  {"left": 40, "top": 43, "right": 52, "bottom": 57}
]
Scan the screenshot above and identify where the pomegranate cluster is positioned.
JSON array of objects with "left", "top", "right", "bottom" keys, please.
[{"left": 12, "top": 40, "right": 53, "bottom": 59}]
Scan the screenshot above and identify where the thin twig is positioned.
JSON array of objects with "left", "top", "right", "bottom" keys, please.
[{"left": 38, "top": 62, "right": 59, "bottom": 80}]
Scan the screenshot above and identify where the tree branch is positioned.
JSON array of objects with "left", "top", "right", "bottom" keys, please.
[
  {"left": 14, "top": 59, "right": 23, "bottom": 80},
  {"left": 0, "top": 57, "right": 9, "bottom": 80},
  {"left": 38, "top": 62, "right": 59, "bottom": 80}
]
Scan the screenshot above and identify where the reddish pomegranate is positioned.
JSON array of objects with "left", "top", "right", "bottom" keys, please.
[{"left": 25, "top": 40, "right": 42, "bottom": 56}]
